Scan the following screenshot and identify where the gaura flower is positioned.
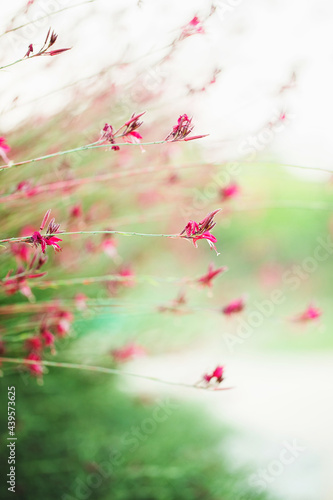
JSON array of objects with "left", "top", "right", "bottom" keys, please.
[
  {"left": 222, "top": 298, "right": 245, "bottom": 316},
  {"left": 165, "top": 114, "right": 207, "bottom": 142},
  {"left": 29, "top": 210, "right": 62, "bottom": 253},
  {"left": 180, "top": 209, "right": 221, "bottom": 255},
  {"left": 197, "top": 263, "right": 228, "bottom": 288}
]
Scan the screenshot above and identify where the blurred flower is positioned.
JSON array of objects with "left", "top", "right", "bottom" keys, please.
[
  {"left": 180, "top": 209, "right": 221, "bottom": 254},
  {"left": 25, "top": 353, "right": 43, "bottom": 377},
  {"left": 203, "top": 365, "right": 224, "bottom": 384},
  {"left": 70, "top": 204, "right": 83, "bottom": 219},
  {"left": 111, "top": 343, "right": 146, "bottom": 363},
  {"left": 41, "top": 328, "right": 55, "bottom": 353},
  {"left": 25, "top": 336, "right": 43, "bottom": 352},
  {"left": 180, "top": 16, "right": 204, "bottom": 40},
  {"left": 0, "top": 136, "right": 10, "bottom": 163},
  {"left": 53, "top": 310, "right": 73, "bottom": 337},
  {"left": 3, "top": 267, "right": 45, "bottom": 300},
  {"left": 293, "top": 304, "right": 322, "bottom": 322},
  {"left": 222, "top": 298, "right": 245, "bottom": 316},
  {"left": 119, "top": 266, "right": 136, "bottom": 287},
  {"left": 75, "top": 293, "right": 88, "bottom": 311},
  {"left": 102, "top": 237, "right": 118, "bottom": 258},
  {"left": 158, "top": 291, "right": 187, "bottom": 314},
  {"left": 197, "top": 263, "right": 228, "bottom": 288},
  {"left": 220, "top": 183, "right": 240, "bottom": 202},
  {"left": 10, "top": 242, "right": 31, "bottom": 263}
]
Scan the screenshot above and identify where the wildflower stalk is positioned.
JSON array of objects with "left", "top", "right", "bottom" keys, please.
[
  {"left": 0, "top": 0, "right": 98, "bottom": 39},
  {"left": 0, "top": 230, "right": 178, "bottom": 245},
  {"left": 0, "top": 141, "right": 169, "bottom": 172},
  {"left": 0, "top": 357, "right": 232, "bottom": 391}
]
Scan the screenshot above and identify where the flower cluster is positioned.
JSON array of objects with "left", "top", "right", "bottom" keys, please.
[
  {"left": 23, "top": 307, "right": 74, "bottom": 377},
  {"left": 24, "top": 28, "right": 71, "bottom": 58},
  {"left": 180, "top": 209, "right": 221, "bottom": 254},
  {"left": 29, "top": 210, "right": 62, "bottom": 253},
  {"left": 100, "top": 112, "right": 145, "bottom": 151}
]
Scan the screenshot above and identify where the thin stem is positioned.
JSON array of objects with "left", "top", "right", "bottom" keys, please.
[
  {"left": 0, "top": 230, "right": 179, "bottom": 245},
  {"left": 1, "top": 273, "right": 189, "bottom": 288},
  {"left": 0, "top": 357, "right": 232, "bottom": 391},
  {"left": 0, "top": 0, "right": 98, "bottom": 39},
  {"left": 0, "top": 141, "right": 167, "bottom": 172}
]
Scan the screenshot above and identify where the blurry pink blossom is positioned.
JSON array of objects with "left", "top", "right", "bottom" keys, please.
[
  {"left": 111, "top": 343, "right": 146, "bottom": 363},
  {"left": 222, "top": 298, "right": 245, "bottom": 316},
  {"left": 293, "top": 304, "right": 322, "bottom": 322},
  {"left": 197, "top": 263, "right": 228, "bottom": 288}
]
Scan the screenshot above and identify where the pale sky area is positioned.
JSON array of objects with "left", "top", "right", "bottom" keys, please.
[{"left": 0, "top": 0, "right": 333, "bottom": 173}]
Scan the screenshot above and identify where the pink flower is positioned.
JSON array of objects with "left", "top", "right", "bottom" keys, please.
[
  {"left": 223, "top": 298, "right": 245, "bottom": 316},
  {"left": 31, "top": 231, "right": 62, "bottom": 253},
  {"left": 3, "top": 267, "right": 45, "bottom": 299},
  {"left": 119, "top": 266, "right": 136, "bottom": 287},
  {"left": 25, "top": 353, "right": 43, "bottom": 377},
  {"left": 11, "top": 242, "right": 31, "bottom": 263},
  {"left": 158, "top": 291, "right": 187, "bottom": 314},
  {"left": 75, "top": 293, "right": 87, "bottom": 311},
  {"left": 293, "top": 305, "right": 322, "bottom": 322},
  {"left": 25, "top": 336, "right": 43, "bottom": 352},
  {"left": 102, "top": 237, "right": 118, "bottom": 258},
  {"left": 180, "top": 16, "right": 205, "bottom": 40},
  {"left": 221, "top": 183, "right": 240, "bottom": 201},
  {"left": 70, "top": 204, "right": 82, "bottom": 218},
  {"left": 197, "top": 263, "right": 228, "bottom": 288},
  {"left": 180, "top": 209, "right": 221, "bottom": 254},
  {"left": 165, "top": 114, "right": 194, "bottom": 141},
  {"left": 29, "top": 210, "right": 63, "bottom": 253},
  {"left": 25, "top": 43, "right": 34, "bottom": 57},
  {"left": 41, "top": 329, "right": 55, "bottom": 348},
  {"left": 0, "top": 136, "right": 10, "bottom": 163},
  {"left": 203, "top": 365, "right": 225, "bottom": 385},
  {"left": 111, "top": 343, "right": 146, "bottom": 363}
]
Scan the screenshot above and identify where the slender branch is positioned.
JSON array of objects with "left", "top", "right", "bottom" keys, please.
[
  {"left": 0, "top": 0, "right": 98, "bottom": 39},
  {"left": 0, "top": 141, "right": 167, "bottom": 172},
  {"left": 0, "top": 163, "right": 200, "bottom": 203},
  {"left": 1, "top": 273, "right": 189, "bottom": 288},
  {"left": 0, "top": 230, "right": 179, "bottom": 245},
  {"left": 0, "top": 357, "right": 232, "bottom": 391}
]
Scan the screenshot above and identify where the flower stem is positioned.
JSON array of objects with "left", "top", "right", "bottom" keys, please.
[
  {"left": 0, "top": 357, "right": 232, "bottom": 391},
  {"left": 0, "top": 230, "right": 179, "bottom": 245},
  {"left": 0, "top": 141, "right": 167, "bottom": 172}
]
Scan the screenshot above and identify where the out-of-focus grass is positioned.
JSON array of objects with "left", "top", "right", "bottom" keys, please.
[{"left": 0, "top": 369, "right": 273, "bottom": 500}]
